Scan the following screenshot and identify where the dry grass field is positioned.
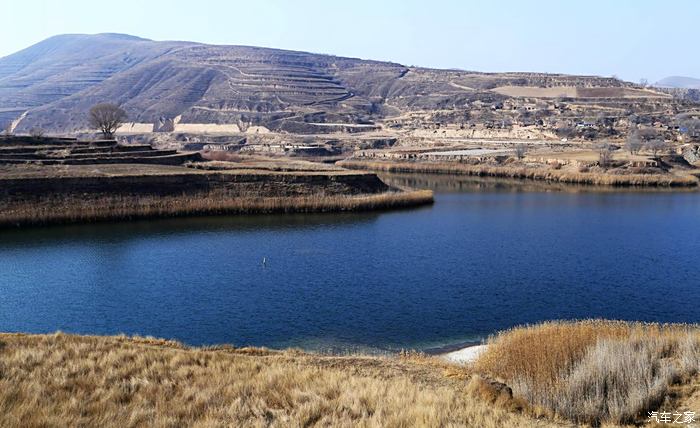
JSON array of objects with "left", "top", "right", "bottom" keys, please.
[
  {"left": 0, "top": 333, "right": 558, "bottom": 428},
  {"left": 1, "top": 321, "right": 698, "bottom": 427}
]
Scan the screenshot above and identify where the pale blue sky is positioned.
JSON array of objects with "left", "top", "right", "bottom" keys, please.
[{"left": 1, "top": 0, "right": 696, "bottom": 82}]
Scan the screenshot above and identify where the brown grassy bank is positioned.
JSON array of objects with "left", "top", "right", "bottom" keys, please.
[
  {"left": 474, "top": 320, "right": 700, "bottom": 425},
  {"left": 1, "top": 322, "right": 698, "bottom": 427},
  {"left": 0, "top": 333, "right": 555, "bottom": 428},
  {"left": 0, "top": 189, "right": 434, "bottom": 228},
  {"left": 338, "top": 159, "right": 699, "bottom": 188}
]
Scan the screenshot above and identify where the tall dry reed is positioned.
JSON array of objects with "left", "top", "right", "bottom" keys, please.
[
  {"left": 339, "top": 159, "right": 699, "bottom": 187},
  {"left": 474, "top": 320, "right": 700, "bottom": 425},
  {"left": 552, "top": 336, "right": 676, "bottom": 424},
  {"left": 0, "top": 189, "right": 433, "bottom": 228}
]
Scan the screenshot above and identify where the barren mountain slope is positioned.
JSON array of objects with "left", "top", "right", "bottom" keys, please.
[{"left": 0, "top": 33, "right": 677, "bottom": 134}]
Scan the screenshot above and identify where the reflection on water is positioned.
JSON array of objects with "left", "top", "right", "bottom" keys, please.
[
  {"left": 379, "top": 171, "right": 700, "bottom": 194},
  {"left": 1, "top": 174, "right": 699, "bottom": 352},
  {"left": 0, "top": 211, "right": 384, "bottom": 249}
]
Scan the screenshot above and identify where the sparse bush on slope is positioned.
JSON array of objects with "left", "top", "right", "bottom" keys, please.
[
  {"left": 475, "top": 321, "right": 700, "bottom": 425},
  {"left": 552, "top": 337, "right": 676, "bottom": 424}
]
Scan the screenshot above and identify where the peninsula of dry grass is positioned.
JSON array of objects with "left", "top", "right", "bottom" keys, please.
[{"left": 0, "top": 189, "right": 434, "bottom": 228}]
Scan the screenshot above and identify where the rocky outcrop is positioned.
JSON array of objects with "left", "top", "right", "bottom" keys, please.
[{"left": 681, "top": 144, "right": 700, "bottom": 164}]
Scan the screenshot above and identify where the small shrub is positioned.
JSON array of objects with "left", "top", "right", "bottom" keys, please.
[
  {"left": 598, "top": 143, "right": 613, "bottom": 168},
  {"left": 465, "top": 375, "right": 527, "bottom": 414}
]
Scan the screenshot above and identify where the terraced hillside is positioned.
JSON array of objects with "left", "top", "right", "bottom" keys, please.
[
  {"left": 0, "top": 136, "right": 199, "bottom": 165},
  {"left": 0, "top": 33, "right": 688, "bottom": 135}
]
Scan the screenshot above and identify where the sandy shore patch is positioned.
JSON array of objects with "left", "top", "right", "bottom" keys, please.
[{"left": 440, "top": 344, "right": 488, "bottom": 364}]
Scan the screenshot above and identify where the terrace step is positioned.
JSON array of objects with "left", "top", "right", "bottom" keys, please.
[
  {"left": 0, "top": 145, "right": 154, "bottom": 155},
  {"left": 0, "top": 136, "right": 115, "bottom": 147},
  {"left": 0, "top": 152, "right": 201, "bottom": 166},
  {"left": 0, "top": 136, "right": 196, "bottom": 166},
  {"left": 0, "top": 150, "right": 177, "bottom": 160}
]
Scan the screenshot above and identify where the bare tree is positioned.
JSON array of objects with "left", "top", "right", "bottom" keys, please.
[
  {"left": 625, "top": 131, "right": 643, "bottom": 155},
  {"left": 500, "top": 116, "right": 514, "bottom": 129},
  {"left": 598, "top": 142, "right": 613, "bottom": 168},
  {"left": 517, "top": 107, "right": 531, "bottom": 123},
  {"left": 686, "top": 119, "right": 700, "bottom": 139},
  {"left": 676, "top": 114, "right": 700, "bottom": 140},
  {"left": 666, "top": 141, "right": 677, "bottom": 155},
  {"left": 514, "top": 143, "right": 527, "bottom": 160},
  {"left": 645, "top": 139, "right": 667, "bottom": 157},
  {"left": 236, "top": 118, "right": 249, "bottom": 133},
  {"left": 556, "top": 125, "right": 575, "bottom": 140},
  {"left": 639, "top": 78, "right": 649, "bottom": 88},
  {"left": 89, "top": 103, "right": 127, "bottom": 139},
  {"left": 29, "top": 127, "right": 45, "bottom": 139},
  {"left": 638, "top": 127, "right": 659, "bottom": 142}
]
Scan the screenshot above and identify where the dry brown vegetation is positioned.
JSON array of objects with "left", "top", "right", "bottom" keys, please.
[
  {"left": 0, "top": 189, "right": 434, "bottom": 228},
  {"left": 0, "top": 333, "right": 557, "bottom": 428},
  {"left": 1, "top": 322, "right": 698, "bottom": 427},
  {"left": 474, "top": 320, "right": 700, "bottom": 425},
  {"left": 339, "top": 160, "right": 699, "bottom": 187}
]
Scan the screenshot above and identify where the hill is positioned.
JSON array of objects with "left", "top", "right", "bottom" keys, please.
[
  {"left": 655, "top": 75, "right": 700, "bottom": 89},
  {"left": 0, "top": 33, "right": 682, "bottom": 135}
]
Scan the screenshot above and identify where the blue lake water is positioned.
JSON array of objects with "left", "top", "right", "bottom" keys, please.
[{"left": 1, "top": 174, "right": 699, "bottom": 352}]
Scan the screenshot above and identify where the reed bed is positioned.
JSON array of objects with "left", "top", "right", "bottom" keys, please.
[
  {"left": 339, "top": 160, "right": 699, "bottom": 187},
  {"left": 0, "top": 189, "right": 434, "bottom": 228},
  {"left": 474, "top": 320, "right": 700, "bottom": 425}
]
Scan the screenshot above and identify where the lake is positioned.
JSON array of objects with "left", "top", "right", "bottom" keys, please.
[{"left": 1, "top": 173, "right": 699, "bottom": 353}]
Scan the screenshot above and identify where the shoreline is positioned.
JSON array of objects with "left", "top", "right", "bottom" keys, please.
[
  {"left": 421, "top": 340, "right": 483, "bottom": 355},
  {"left": 430, "top": 342, "right": 489, "bottom": 365},
  {"left": 338, "top": 159, "right": 699, "bottom": 188},
  {"left": 422, "top": 339, "right": 490, "bottom": 365},
  {"left": 439, "top": 344, "right": 489, "bottom": 364}
]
